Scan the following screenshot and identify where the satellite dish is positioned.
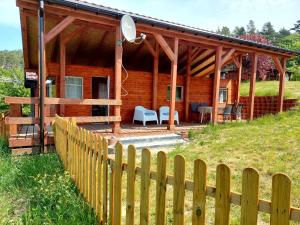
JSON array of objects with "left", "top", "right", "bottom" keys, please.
[{"left": 121, "top": 15, "right": 136, "bottom": 43}]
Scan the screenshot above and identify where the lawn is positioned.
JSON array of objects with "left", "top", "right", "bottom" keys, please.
[
  {"left": 240, "top": 80, "right": 300, "bottom": 99},
  {"left": 0, "top": 141, "right": 98, "bottom": 225}
]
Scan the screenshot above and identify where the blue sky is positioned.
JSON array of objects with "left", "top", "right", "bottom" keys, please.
[{"left": 0, "top": 0, "right": 299, "bottom": 50}]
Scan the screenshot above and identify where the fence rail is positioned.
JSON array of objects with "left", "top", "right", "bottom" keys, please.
[{"left": 54, "top": 115, "right": 300, "bottom": 225}]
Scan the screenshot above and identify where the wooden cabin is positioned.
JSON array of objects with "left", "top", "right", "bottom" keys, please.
[{"left": 4, "top": 0, "right": 299, "bottom": 151}]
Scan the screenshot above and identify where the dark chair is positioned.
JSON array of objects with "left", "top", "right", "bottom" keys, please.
[
  {"left": 190, "top": 102, "right": 209, "bottom": 122},
  {"left": 231, "top": 104, "right": 243, "bottom": 121},
  {"left": 223, "top": 104, "right": 233, "bottom": 122}
]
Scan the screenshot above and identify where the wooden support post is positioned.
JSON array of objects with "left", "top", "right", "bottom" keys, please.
[
  {"left": 184, "top": 46, "right": 192, "bottom": 122},
  {"left": 212, "top": 46, "right": 223, "bottom": 125},
  {"left": 168, "top": 38, "right": 179, "bottom": 131},
  {"left": 248, "top": 53, "right": 258, "bottom": 121},
  {"left": 236, "top": 56, "right": 243, "bottom": 103},
  {"left": 59, "top": 33, "right": 66, "bottom": 115},
  {"left": 112, "top": 26, "right": 122, "bottom": 134},
  {"left": 152, "top": 42, "right": 159, "bottom": 110},
  {"left": 277, "top": 58, "right": 286, "bottom": 112}
]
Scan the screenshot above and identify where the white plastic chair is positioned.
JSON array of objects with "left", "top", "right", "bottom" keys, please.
[
  {"left": 133, "top": 106, "right": 158, "bottom": 126},
  {"left": 159, "top": 106, "right": 179, "bottom": 125}
]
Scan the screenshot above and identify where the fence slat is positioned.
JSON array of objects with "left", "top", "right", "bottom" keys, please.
[
  {"left": 192, "top": 159, "right": 207, "bottom": 225},
  {"left": 270, "top": 174, "right": 291, "bottom": 225},
  {"left": 109, "top": 158, "right": 114, "bottom": 225},
  {"left": 113, "top": 143, "right": 123, "bottom": 225},
  {"left": 173, "top": 155, "right": 186, "bottom": 225},
  {"left": 92, "top": 134, "right": 97, "bottom": 210},
  {"left": 155, "top": 151, "right": 167, "bottom": 225},
  {"left": 126, "top": 145, "right": 136, "bottom": 225},
  {"left": 215, "top": 164, "right": 231, "bottom": 225},
  {"left": 241, "top": 168, "right": 259, "bottom": 225},
  {"left": 84, "top": 130, "right": 89, "bottom": 200},
  {"left": 96, "top": 135, "right": 103, "bottom": 219},
  {"left": 140, "top": 148, "right": 151, "bottom": 225},
  {"left": 102, "top": 138, "right": 108, "bottom": 224},
  {"left": 88, "top": 133, "right": 94, "bottom": 204}
]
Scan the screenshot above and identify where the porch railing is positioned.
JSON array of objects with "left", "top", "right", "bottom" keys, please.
[{"left": 3, "top": 96, "right": 122, "bottom": 148}]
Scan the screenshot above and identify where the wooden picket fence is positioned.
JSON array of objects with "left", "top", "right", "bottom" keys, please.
[
  {"left": 54, "top": 115, "right": 300, "bottom": 225},
  {"left": 0, "top": 113, "right": 9, "bottom": 141}
]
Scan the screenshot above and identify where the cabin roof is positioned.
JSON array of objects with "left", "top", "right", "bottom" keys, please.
[{"left": 46, "top": 0, "right": 300, "bottom": 56}]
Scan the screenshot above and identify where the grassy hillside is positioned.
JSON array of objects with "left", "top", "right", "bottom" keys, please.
[{"left": 240, "top": 80, "right": 300, "bottom": 99}]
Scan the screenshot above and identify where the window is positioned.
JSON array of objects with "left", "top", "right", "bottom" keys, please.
[
  {"left": 219, "top": 88, "right": 228, "bottom": 103},
  {"left": 46, "top": 77, "right": 56, "bottom": 97},
  {"left": 167, "top": 86, "right": 183, "bottom": 101},
  {"left": 65, "top": 76, "right": 83, "bottom": 99}
]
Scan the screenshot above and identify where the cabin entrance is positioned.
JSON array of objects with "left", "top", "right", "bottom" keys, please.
[{"left": 92, "top": 77, "right": 110, "bottom": 116}]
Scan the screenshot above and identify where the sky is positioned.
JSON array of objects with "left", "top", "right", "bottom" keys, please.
[{"left": 0, "top": 0, "right": 299, "bottom": 50}]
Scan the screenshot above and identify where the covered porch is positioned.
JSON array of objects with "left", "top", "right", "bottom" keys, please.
[{"left": 3, "top": 0, "right": 297, "bottom": 152}]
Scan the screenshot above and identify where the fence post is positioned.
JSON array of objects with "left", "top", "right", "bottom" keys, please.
[
  {"left": 126, "top": 145, "right": 136, "bottom": 225},
  {"left": 113, "top": 143, "right": 123, "bottom": 225},
  {"left": 270, "top": 174, "right": 291, "bottom": 225},
  {"left": 96, "top": 135, "right": 103, "bottom": 219},
  {"left": 173, "top": 155, "right": 186, "bottom": 225},
  {"left": 192, "top": 159, "right": 207, "bottom": 225},
  {"left": 215, "top": 164, "right": 231, "bottom": 225},
  {"left": 240, "top": 168, "right": 259, "bottom": 225},
  {"left": 155, "top": 151, "right": 167, "bottom": 225},
  {"left": 140, "top": 148, "right": 151, "bottom": 225}
]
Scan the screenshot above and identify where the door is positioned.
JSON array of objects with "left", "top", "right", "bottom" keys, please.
[{"left": 92, "top": 77, "right": 109, "bottom": 116}]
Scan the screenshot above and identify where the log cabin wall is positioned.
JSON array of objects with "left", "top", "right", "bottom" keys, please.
[{"left": 47, "top": 63, "right": 237, "bottom": 123}]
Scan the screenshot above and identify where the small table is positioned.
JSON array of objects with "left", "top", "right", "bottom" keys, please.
[{"left": 198, "top": 106, "right": 225, "bottom": 123}]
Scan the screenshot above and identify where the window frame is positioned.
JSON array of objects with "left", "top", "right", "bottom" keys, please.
[
  {"left": 65, "top": 76, "right": 83, "bottom": 99},
  {"left": 167, "top": 85, "right": 184, "bottom": 102},
  {"left": 219, "top": 87, "right": 228, "bottom": 103}
]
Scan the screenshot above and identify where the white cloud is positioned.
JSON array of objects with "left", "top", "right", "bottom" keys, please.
[{"left": 0, "top": 0, "right": 20, "bottom": 27}]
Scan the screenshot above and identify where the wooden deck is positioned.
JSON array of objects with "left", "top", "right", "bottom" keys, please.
[{"left": 9, "top": 123, "right": 205, "bottom": 150}]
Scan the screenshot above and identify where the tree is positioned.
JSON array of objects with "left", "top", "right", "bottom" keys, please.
[
  {"left": 239, "top": 33, "right": 275, "bottom": 80},
  {"left": 291, "top": 20, "right": 300, "bottom": 33},
  {"left": 233, "top": 26, "right": 246, "bottom": 36},
  {"left": 217, "top": 26, "right": 231, "bottom": 36},
  {"left": 278, "top": 28, "right": 291, "bottom": 37},
  {"left": 0, "top": 68, "right": 30, "bottom": 113},
  {"left": 260, "top": 22, "right": 276, "bottom": 41},
  {"left": 246, "top": 20, "right": 256, "bottom": 34}
]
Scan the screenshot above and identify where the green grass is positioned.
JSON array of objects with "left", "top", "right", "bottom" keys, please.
[
  {"left": 167, "top": 108, "right": 300, "bottom": 224},
  {"left": 0, "top": 140, "right": 98, "bottom": 225},
  {"left": 240, "top": 80, "right": 300, "bottom": 99}
]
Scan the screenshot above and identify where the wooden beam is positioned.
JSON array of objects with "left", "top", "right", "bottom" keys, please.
[
  {"left": 144, "top": 39, "right": 156, "bottom": 57},
  {"left": 113, "top": 26, "right": 123, "bottom": 134},
  {"left": 44, "top": 16, "right": 75, "bottom": 44},
  {"left": 272, "top": 56, "right": 284, "bottom": 75},
  {"left": 5, "top": 116, "right": 121, "bottom": 125},
  {"left": 232, "top": 55, "right": 241, "bottom": 68},
  {"left": 59, "top": 33, "right": 66, "bottom": 115},
  {"left": 221, "top": 49, "right": 236, "bottom": 66},
  {"left": 5, "top": 97, "right": 122, "bottom": 106},
  {"left": 236, "top": 56, "right": 243, "bottom": 103},
  {"left": 212, "top": 46, "right": 223, "bottom": 125},
  {"left": 168, "top": 38, "right": 179, "bottom": 130},
  {"left": 20, "top": 10, "right": 29, "bottom": 68},
  {"left": 248, "top": 53, "right": 258, "bottom": 121},
  {"left": 178, "top": 49, "right": 213, "bottom": 74},
  {"left": 184, "top": 46, "right": 192, "bottom": 122},
  {"left": 191, "top": 49, "right": 215, "bottom": 67},
  {"left": 191, "top": 51, "right": 224, "bottom": 75},
  {"left": 278, "top": 58, "right": 286, "bottom": 112},
  {"left": 152, "top": 42, "right": 159, "bottom": 110},
  {"left": 153, "top": 33, "right": 175, "bottom": 62},
  {"left": 191, "top": 47, "right": 202, "bottom": 61}
]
